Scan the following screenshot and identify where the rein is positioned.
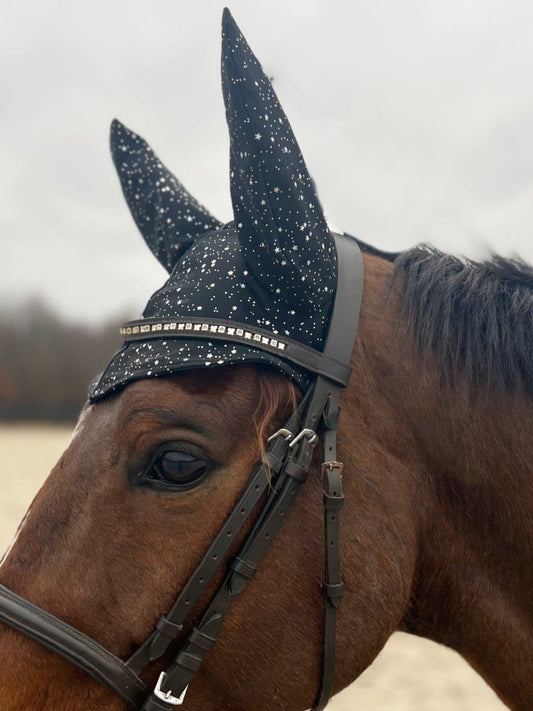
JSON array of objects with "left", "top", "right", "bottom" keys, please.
[{"left": 0, "top": 232, "right": 363, "bottom": 710}]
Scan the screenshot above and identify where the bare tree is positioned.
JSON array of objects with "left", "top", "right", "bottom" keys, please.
[{"left": 0, "top": 300, "right": 127, "bottom": 421}]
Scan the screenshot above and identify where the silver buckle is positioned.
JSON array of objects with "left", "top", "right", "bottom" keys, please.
[
  {"left": 267, "top": 428, "right": 293, "bottom": 443},
  {"left": 288, "top": 428, "right": 318, "bottom": 448},
  {"left": 153, "top": 672, "right": 188, "bottom": 706}
]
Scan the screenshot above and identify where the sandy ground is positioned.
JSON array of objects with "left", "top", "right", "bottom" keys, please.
[{"left": 0, "top": 423, "right": 506, "bottom": 710}]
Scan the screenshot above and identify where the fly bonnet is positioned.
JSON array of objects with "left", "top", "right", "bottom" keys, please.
[{"left": 90, "top": 9, "right": 342, "bottom": 400}]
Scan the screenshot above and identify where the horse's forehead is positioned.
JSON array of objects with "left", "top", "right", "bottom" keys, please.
[{"left": 91, "top": 367, "right": 259, "bottom": 427}]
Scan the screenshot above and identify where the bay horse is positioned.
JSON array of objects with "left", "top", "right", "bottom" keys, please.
[{"left": 1, "top": 9, "right": 532, "bottom": 711}]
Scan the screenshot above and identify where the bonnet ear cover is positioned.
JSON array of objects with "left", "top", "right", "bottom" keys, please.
[
  {"left": 90, "top": 11, "right": 340, "bottom": 402},
  {"left": 111, "top": 119, "right": 221, "bottom": 273},
  {"left": 222, "top": 8, "right": 337, "bottom": 310}
]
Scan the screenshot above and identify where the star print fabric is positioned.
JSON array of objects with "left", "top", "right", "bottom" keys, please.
[
  {"left": 89, "top": 10, "right": 337, "bottom": 401},
  {"left": 221, "top": 9, "right": 337, "bottom": 311},
  {"left": 110, "top": 120, "right": 221, "bottom": 273}
]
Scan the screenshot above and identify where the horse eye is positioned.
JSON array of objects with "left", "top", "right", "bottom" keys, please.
[{"left": 150, "top": 450, "right": 209, "bottom": 489}]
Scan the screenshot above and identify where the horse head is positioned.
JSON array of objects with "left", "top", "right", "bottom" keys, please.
[{"left": 4, "top": 9, "right": 532, "bottom": 711}]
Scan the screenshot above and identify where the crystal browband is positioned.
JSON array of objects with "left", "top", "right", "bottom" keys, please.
[
  {"left": 121, "top": 318, "right": 287, "bottom": 351},
  {"left": 119, "top": 317, "right": 352, "bottom": 386}
]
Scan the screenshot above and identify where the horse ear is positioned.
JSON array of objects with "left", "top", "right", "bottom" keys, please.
[
  {"left": 110, "top": 119, "right": 221, "bottom": 273},
  {"left": 221, "top": 9, "right": 337, "bottom": 309}
]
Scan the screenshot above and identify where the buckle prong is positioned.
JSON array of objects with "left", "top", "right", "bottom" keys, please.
[
  {"left": 267, "top": 428, "right": 293, "bottom": 443},
  {"left": 288, "top": 428, "right": 318, "bottom": 448}
]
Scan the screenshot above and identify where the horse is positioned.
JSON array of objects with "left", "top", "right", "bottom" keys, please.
[{"left": 1, "top": 9, "right": 533, "bottom": 711}]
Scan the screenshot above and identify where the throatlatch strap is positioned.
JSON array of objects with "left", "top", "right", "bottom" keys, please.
[
  {"left": 310, "top": 233, "right": 362, "bottom": 710},
  {"left": 313, "top": 460, "right": 345, "bottom": 711}
]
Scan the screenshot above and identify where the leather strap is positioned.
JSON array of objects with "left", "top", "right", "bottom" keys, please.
[
  {"left": 0, "top": 584, "right": 148, "bottom": 707},
  {"left": 120, "top": 316, "right": 352, "bottom": 387},
  {"left": 127, "top": 406, "right": 301, "bottom": 674},
  {"left": 313, "top": 461, "right": 345, "bottom": 711},
  {"left": 311, "top": 233, "right": 362, "bottom": 709},
  {"left": 309, "top": 232, "right": 362, "bottom": 709}
]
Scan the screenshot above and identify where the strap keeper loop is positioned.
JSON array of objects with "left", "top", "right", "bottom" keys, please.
[
  {"left": 188, "top": 627, "right": 217, "bottom": 652},
  {"left": 323, "top": 493, "right": 344, "bottom": 511},
  {"left": 322, "top": 397, "right": 340, "bottom": 430},
  {"left": 229, "top": 556, "right": 257, "bottom": 581},
  {"left": 155, "top": 615, "right": 183, "bottom": 640},
  {"left": 176, "top": 650, "right": 203, "bottom": 673},
  {"left": 322, "top": 582, "right": 345, "bottom": 607},
  {"left": 283, "top": 460, "right": 309, "bottom": 484}
]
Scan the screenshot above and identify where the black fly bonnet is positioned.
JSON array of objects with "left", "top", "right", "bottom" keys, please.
[
  {"left": 0, "top": 9, "right": 364, "bottom": 710},
  {"left": 90, "top": 8, "right": 340, "bottom": 400}
]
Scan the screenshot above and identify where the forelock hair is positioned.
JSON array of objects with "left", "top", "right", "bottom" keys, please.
[{"left": 253, "top": 369, "right": 298, "bottom": 466}]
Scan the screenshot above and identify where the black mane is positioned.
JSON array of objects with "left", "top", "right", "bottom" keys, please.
[{"left": 391, "top": 245, "right": 533, "bottom": 395}]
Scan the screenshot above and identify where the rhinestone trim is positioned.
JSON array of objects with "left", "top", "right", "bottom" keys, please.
[{"left": 120, "top": 320, "right": 287, "bottom": 352}]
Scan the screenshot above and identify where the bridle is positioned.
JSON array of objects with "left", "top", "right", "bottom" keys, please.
[
  {"left": 0, "top": 233, "right": 363, "bottom": 710},
  {"left": 0, "top": 232, "right": 363, "bottom": 710}
]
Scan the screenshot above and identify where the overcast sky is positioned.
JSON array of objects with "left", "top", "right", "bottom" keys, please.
[{"left": 1, "top": 0, "right": 532, "bottom": 323}]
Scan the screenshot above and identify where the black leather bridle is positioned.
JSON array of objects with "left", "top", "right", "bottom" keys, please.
[{"left": 0, "top": 233, "right": 363, "bottom": 710}]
